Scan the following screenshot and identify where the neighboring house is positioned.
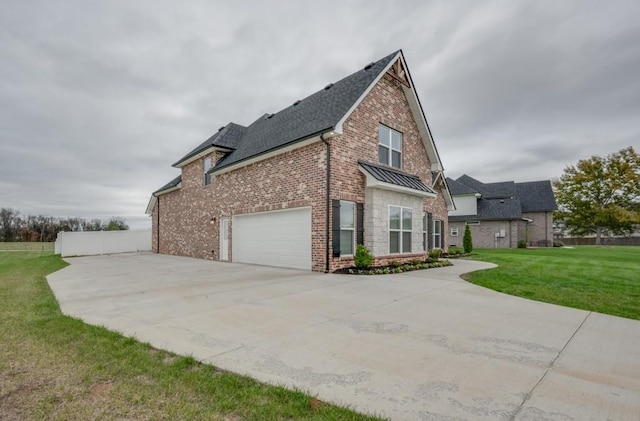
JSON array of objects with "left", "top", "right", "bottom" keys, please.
[
  {"left": 146, "top": 50, "right": 454, "bottom": 272},
  {"left": 447, "top": 175, "right": 557, "bottom": 248}
]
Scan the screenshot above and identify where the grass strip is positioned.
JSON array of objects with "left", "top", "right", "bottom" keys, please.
[
  {"left": 463, "top": 246, "right": 640, "bottom": 320},
  {"left": 0, "top": 252, "right": 384, "bottom": 420}
]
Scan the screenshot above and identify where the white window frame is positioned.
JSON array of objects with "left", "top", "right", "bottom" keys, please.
[
  {"left": 339, "top": 201, "right": 355, "bottom": 256},
  {"left": 378, "top": 124, "right": 403, "bottom": 169},
  {"left": 433, "top": 220, "right": 442, "bottom": 249},
  {"left": 389, "top": 205, "right": 412, "bottom": 254},
  {"left": 204, "top": 157, "right": 212, "bottom": 186},
  {"left": 451, "top": 226, "right": 459, "bottom": 236}
]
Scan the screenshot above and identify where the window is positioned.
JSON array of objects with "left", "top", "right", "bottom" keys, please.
[
  {"left": 433, "top": 220, "right": 442, "bottom": 249},
  {"left": 422, "top": 212, "right": 427, "bottom": 251},
  {"left": 378, "top": 124, "right": 402, "bottom": 169},
  {"left": 466, "top": 221, "right": 480, "bottom": 226},
  {"left": 390, "top": 206, "right": 411, "bottom": 254},
  {"left": 339, "top": 201, "right": 355, "bottom": 255},
  {"left": 451, "top": 227, "right": 459, "bottom": 236},
  {"left": 204, "top": 157, "right": 212, "bottom": 185}
]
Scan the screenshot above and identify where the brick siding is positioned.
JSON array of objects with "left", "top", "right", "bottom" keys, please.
[{"left": 152, "top": 71, "right": 450, "bottom": 271}]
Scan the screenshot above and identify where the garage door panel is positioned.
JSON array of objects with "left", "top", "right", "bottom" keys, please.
[{"left": 232, "top": 207, "right": 311, "bottom": 270}]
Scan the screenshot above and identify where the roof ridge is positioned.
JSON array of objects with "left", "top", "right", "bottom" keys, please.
[{"left": 251, "top": 50, "right": 401, "bottom": 126}]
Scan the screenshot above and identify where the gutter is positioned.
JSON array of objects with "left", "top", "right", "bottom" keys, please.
[{"left": 212, "top": 127, "right": 334, "bottom": 175}]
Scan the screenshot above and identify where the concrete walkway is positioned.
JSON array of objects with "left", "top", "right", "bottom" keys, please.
[{"left": 46, "top": 253, "right": 640, "bottom": 420}]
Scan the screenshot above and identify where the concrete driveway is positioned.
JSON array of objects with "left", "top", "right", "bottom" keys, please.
[{"left": 46, "top": 253, "right": 640, "bottom": 420}]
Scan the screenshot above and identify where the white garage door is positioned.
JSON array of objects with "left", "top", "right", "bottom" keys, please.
[{"left": 232, "top": 207, "right": 312, "bottom": 270}]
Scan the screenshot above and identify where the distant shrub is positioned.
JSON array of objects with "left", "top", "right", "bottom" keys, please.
[
  {"left": 553, "top": 241, "right": 565, "bottom": 248},
  {"left": 354, "top": 244, "right": 373, "bottom": 269},
  {"left": 518, "top": 240, "right": 528, "bottom": 249},
  {"left": 463, "top": 225, "right": 473, "bottom": 253}
]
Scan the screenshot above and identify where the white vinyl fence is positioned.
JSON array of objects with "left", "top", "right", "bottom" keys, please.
[{"left": 55, "top": 230, "right": 151, "bottom": 257}]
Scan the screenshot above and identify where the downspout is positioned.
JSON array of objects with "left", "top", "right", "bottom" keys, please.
[
  {"left": 321, "top": 133, "right": 331, "bottom": 273},
  {"left": 156, "top": 196, "right": 160, "bottom": 253}
]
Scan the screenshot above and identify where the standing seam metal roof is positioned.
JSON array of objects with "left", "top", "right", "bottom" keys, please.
[{"left": 359, "top": 160, "right": 436, "bottom": 194}]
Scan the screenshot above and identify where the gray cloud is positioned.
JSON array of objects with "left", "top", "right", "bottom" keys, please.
[{"left": 1, "top": 0, "right": 639, "bottom": 229}]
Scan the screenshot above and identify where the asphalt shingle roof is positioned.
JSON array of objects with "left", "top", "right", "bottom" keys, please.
[
  {"left": 179, "top": 50, "right": 399, "bottom": 171},
  {"left": 173, "top": 123, "right": 247, "bottom": 167},
  {"left": 515, "top": 180, "right": 558, "bottom": 212},
  {"left": 456, "top": 175, "right": 515, "bottom": 198},
  {"left": 446, "top": 177, "right": 477, "bottom": 195},
  {"left": 450, "top": 175, "right": 556, "bottom": 220},
  {"left": 153, "top": 175, "right": 181, "bottom": 195},
  {"left": 359, "top": 160, "right": 436, "bottom": 195}
]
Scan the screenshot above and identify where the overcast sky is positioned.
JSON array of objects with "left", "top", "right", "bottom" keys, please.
[{"left": 2, "top": 0, "right": 639, "bottom": 229}]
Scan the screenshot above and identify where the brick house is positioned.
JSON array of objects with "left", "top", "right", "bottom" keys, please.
[
  {"left": 447, "top": 175, "right": 557, "bottom": 248},
  {"left": 146, "top": 50, "right": 454, "bottom": 272}
]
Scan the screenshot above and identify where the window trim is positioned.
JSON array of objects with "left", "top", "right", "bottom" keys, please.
[
  {"left": 389, "top": 205, "right": 412, "bottom": 254},
  {"left": 433, "top": 219, "right": 442, "bottom": 249},
  {"left": 203, "top": 157, "right": 212, "bottom": 186},
  {"left": 378, "top": 124, "right": 403, "bottom": 169},
  {"left": 339, "top": 200, "right": 355, "bottom": 256},
  {"left": 451, "top": 226, "right": 459, "bottom": 236}
]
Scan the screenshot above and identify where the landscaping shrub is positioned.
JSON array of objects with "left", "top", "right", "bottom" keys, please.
[
  {"left": 517, "top": 240, "right": 528, "bottom": 248},
  {"left": 428, "top": 249, "right": 442, "bottom": 260},
  {"left": 463, "top": 224, "right": 473, "bottom": 253},
  {"left": 388, "top": 260, "right": 402, "bottom": 268},
  {"left": 553, "top": 241, "right": 565, "bottom": 247},
  {"left": 354, "top": 244, "right": 373, "bottom": 269}
]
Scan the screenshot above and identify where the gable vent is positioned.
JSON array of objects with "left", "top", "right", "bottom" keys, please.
[
  {"left": 293, "top": 100, "right": 301, "bottom": 106},
  {"left": 324, "top": 83, "right": 334, "bottom": 90},
  {"left": 364, "top": 62, "right": 374, "bottom": 70}
]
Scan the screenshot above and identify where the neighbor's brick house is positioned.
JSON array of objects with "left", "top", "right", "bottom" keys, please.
[
  {"left": 146, "top": 50, "right": 454, "bottom": 272},
  {"left": 447, "top": 175, "right": 557, "bottom": 248}
]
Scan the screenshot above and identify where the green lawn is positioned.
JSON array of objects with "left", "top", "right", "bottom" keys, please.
[
  {"left": 0, "top": 252, "right": 383, "bottom": 421},
  {"left": 464, "top": 246, "right": 640, "bottom": 320}
]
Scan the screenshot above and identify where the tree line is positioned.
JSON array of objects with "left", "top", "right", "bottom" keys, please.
[{"left": 0, "top": 208, "right": 129, "bottom": 242}]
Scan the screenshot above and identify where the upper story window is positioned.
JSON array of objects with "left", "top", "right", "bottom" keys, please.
[
  {"left": 204, "top": 157, "right": 212, "bottom": 185},
  {"left": 378, "top": 124, "right": 402, "bottom": 169}
]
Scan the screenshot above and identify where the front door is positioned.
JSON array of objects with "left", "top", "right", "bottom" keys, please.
[{"left": 220, "top": 217, "right": 229, "bottom": 261}]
